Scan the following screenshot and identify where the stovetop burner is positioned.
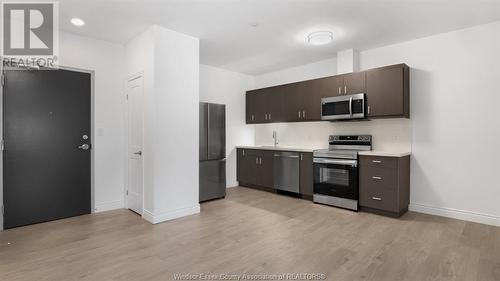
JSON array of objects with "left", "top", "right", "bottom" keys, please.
[{"left": 313, "top": 135, "right": 372, "bottom": 159}]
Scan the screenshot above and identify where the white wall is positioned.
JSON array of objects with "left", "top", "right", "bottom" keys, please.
[
  {"left": 253, "top": 57, "right": 412, "bottom": 152},
  {"left": 199, "top": 65, "right": 255, "bottom": 187},
  {"left": 360, "top": 21, "right": 500, "bottom": 226},
  {"left": 254, "top": 57, "right": 337, "bottom": 88},
  {"left": 126, "top": 25, "right": 200, "bottom": 224},
  {"left": 59, "top": 31, "right": 127, "bottom": 213}
]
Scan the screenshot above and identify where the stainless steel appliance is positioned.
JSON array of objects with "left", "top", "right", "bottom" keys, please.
[
  {"left": 321, "top": 93, "right": 366, "bottom": 121},
  {"left": 199, "top": 103, "right": 226, "bottom": 202},
  {"left": 273, "top": 152, "right": 300, "bottom": 193},
  {"left": 313, "top": 135, "right": 372, "bottom": 211}
]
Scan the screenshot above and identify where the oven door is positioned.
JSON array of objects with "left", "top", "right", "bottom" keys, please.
[
  {"left": 313, "top": 158, "right": 359, "bottom": 200},
  {"left": 321, "top": 93, "right": 365, "bottom": 121}
]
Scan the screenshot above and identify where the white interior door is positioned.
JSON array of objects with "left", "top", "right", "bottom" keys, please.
[{"left": 127, "top": 76, "right": 143, "bottom": 215}]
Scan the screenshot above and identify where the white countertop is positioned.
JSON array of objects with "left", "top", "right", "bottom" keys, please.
[
  {"left": 358, "top": 151, "right": 412, "bottom": 157},
  {"left": 236, "top": 145, "right": 317, "bottom": 153}
]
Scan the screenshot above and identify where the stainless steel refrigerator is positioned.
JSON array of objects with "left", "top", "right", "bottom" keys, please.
[{"left": 199, "top": 102, "right": 226, "bottom": 202}]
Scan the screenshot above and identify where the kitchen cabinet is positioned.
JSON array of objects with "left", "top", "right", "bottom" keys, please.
[
  {"left": 246, "top": 86, "right": 284, "bottom": 124},
  {"left": 245, "top": 63, "right": 409, "bottom": 124},
  {"left": 237, "top": 148, "right": 313, "bottom": 199},
  {"left": 236, "top": 149, "right": 274, "bottom": 188},
  {"left": 366, "top": 64, "right": 409, "bottom": 118},
  {"left": 343, "top": 71, "right": 366, "bottom": 95},
  {"left": 237, "top": 149, "right": 256, "bottom": 185},
  {"left": 256, "top": 150, "right": 274, "bottom": 188},
  {"left": 299, "top": 152, "right": 314, "bottom": 198},
  {"left": 284, "top": 76, "right": 341, "bottom": 122},
  {"left": 359, "top": 155, "right": 410, "bottom": 217}
]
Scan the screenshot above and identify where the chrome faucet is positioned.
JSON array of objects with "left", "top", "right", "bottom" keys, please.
[{"left": 272, "top": 130, "right": 279, "bottom": 146}]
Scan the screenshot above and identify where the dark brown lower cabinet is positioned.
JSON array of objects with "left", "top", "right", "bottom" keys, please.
[
  {"left": 299, "top": 152, "right": 313, "bottom": 199},
  {"left": 255, "top": 150, "right": 274, "bottom": 188},
  {"left": 237, "top": 148, "right": 313, "bottom": 200},
  {"left": 359, "top": 155, "right": 411, "bottom": 217},
  {"left": 237, "top": 149, "right": 257, "bottom": 185},
  {"left": 237, "top": 149, "right": 274, "bottom": 188}
]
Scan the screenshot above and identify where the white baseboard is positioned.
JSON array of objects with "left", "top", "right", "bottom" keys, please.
[
  {"left": 409, "top": 203, "right": 500, "bottom": 227},
  {"left": 94, "top": 200, "right": 124, "bottom": 213},
  {"left": 142, "top": 204, "right": 200, "bottom": 224}
]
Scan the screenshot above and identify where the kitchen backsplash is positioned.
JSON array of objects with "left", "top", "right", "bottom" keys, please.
[{"left": 254, "top": 118, "right": 412, "bottom": 151}]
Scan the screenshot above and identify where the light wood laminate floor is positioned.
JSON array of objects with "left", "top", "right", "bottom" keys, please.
[{"left": 1, "top": 187, "right": 499, "bottom": 281}]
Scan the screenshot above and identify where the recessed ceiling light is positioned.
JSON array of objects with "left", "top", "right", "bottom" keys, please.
[
  {"left": 307, "top": 31, "right": 334, "bottom": 46},
  {"left": 71, "top": 18, "right": 85, "bottom": 27}
]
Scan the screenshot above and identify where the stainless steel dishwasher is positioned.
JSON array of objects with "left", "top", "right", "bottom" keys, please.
[{"left": 273, "top": 151, "right": 300, "bottom": 193}]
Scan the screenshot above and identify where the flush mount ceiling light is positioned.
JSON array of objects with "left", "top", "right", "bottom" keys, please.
[
  {"left": 307, "top": 31, "right": 334, "bottom": 46},
  {"left": 70, "top": 18, "right": 85, "bottom": 27}
]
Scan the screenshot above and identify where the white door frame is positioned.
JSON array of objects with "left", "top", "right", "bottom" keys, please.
[
  {"left": 0, "top": 65, "right": 96, "bottom": 231},
  {"left": 125, "top": 72, "right": 144, "bottom": 215}
]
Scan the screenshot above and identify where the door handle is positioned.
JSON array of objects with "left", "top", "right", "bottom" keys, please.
[
  {"left": 372, "top": 197, "right": 382, "bottom": 201},
  {"left": 78, "top": 144, "right": 90, "bottom": 150},
  {"left": 134, "top": 151, "right": 142, "bottom": 156},
  {"left": 372, "top": 176, "right": 382, "bottom": 180}
]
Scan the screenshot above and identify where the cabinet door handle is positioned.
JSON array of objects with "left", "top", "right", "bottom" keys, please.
[
  {"left": 372, "top": 197, "right": 382, "bottom": 201},
  {"left": 367, "top": 106, "right": 371, "bottom": 115},
  {"left": 302, "top": 111, "right": 306, "bottom": 119},
  {"left": 338, "top": 87, "right": 341, "bottom": 95},
  {"left": 298, "top": 111, "right": 301, "bottom": 118},
  {"left": 256, "top": 157, "right": 258, "bottom": 164},
  {"left": 242, "top": 150, "right": 245, "bottom": 156},
  {"left": 372, "top": 160, "right": 382, "bottom": 163},
  {"left": 269, "top": 113, "right": 271, "bottom": 120},
  {"left": 300, "top": 154, "right": 303, "bottom": 161},
  {"left": 344, "top": 85, "right": 347, "bottom": 94},
  {"left": 259, "top": 157, "right": 262, "bottom": 165},
  {"left": 372, "top": 176, "right": 382, "bottom": 180},
  {"left": 252, "top": 114, "right": 255, "bottom": 121}
]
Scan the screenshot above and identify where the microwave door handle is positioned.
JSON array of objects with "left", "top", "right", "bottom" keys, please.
[{"left": 349, "top": 97, "right": 353, "bottom": 116}]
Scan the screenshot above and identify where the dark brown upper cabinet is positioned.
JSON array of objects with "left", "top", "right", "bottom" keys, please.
[
  {"left": 366, "top": 64, "right": 409, "bottom": 118},
  {"left": 343, "top": 71, "right": 366, "bottom": 95},
  {"left": 246, "top": 86, "right": 284, "bottom": 123},
  {"left": 245, "top": 63, "right": 409, "bottom": 124}
]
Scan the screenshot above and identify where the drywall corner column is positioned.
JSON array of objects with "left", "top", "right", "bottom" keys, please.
[
  {"left": 151, "top": 26, "right": 200, "bottom": 223},
  {"left": 126, "top": 25, "right": 200, "bottom": 224},
  {"left": 337, "top": 49, "right": 359, "bottom": 74}
]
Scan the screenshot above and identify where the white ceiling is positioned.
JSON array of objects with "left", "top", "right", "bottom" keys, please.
[{"left": 57, "top": 0, "right": 500, "bottom": 75}]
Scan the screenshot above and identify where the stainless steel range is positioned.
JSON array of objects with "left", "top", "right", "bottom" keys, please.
[{"left": 313, "top": 135, "right": 372, "bottom": 211}]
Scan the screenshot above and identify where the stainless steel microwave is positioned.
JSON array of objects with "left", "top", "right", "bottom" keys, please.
[{"left": 321, "top": 93, "right": 366, "bottom": 121}]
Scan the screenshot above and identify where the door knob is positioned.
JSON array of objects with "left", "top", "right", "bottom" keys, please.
[
  {"left": 134, "top": 151, "right": 142, "bottom": 156},
  {"left": 78, "top": 144, "right": 90, "bottom": 150}
]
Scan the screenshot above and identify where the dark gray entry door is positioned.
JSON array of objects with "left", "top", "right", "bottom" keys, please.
[{"left": 3, "top": 68, "right": 92, "bottom": 229}]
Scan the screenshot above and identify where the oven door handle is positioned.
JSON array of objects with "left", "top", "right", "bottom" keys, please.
[
  {"left": 349, "top": 97, "right": 353, "bottom": 116},
  {"left": 313, "top": 158, "right": 358, "bottom": 167}
]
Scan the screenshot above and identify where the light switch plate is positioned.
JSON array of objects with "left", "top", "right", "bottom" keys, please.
[{"left": 97, "top": 127, "right": 104, "bottom": 136}]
